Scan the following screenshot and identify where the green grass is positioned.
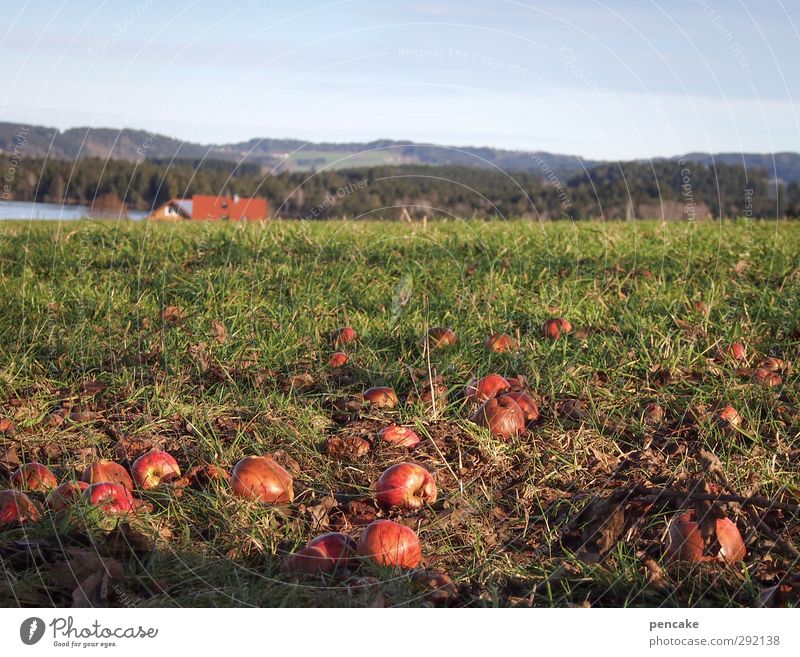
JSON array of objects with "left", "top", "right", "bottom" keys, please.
[{"left": 0, "top": 217, "right": 798, "bottom": 607}]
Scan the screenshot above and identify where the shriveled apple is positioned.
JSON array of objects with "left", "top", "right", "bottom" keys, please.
[
  {"left": 485, "top": 333, "right": 517, "bottom": 353},
  {"left": 11, "top": 462, "right": 58, "bottom": 491},
  {"left": 231, "top": 455, "right": 294, "bottom": 504},
  {"left": 363, "top": 386, "right": 399, "bottom": 409},
  {"left": 357, "top": 519, "right": 422, "bottom": 568},
  {"left": 471, "top": 396, "right": 525, "bottom": 439},
  {"left": 0, "top": 489, "right": 40, "bottom": 526},
  {"left": 83, "top": 482, "right": 136, "bottom": 515},
  {"left": 375, "top": 463, "right": 437, "bottom": 511},
  {"left": 665, "top": 510, "right": 746, "bottom": 564},
  {"left": 45, "top": 481, "right": 90, "bottom": 512},
  {"left": 81, "top": 459, "right": 134, "bottom": 492},
  {"left": 378, "top": 424, "right": 421, "bottom": 448},
  {"left": 464, "top": 374, "right": 510, "bottom": 402}
]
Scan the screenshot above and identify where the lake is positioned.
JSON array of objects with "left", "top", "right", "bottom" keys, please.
[{"left": 0, "top": 200, "right": 147, "bottom": 221}]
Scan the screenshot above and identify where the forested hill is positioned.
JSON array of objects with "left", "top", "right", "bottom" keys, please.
[{"left": 3, "top": 121, "right": 800, "bottom": 184}]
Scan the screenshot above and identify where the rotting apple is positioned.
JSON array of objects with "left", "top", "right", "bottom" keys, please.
[
  {"left": 45, "top": 481, "right": 90, "bottom": 512},
  {"left": 753, "top": 368, "right": 782, "bottom": 387},
  {"left": 542, "top": 317, "right": 572, "bottom": 339},
  {"left": 500, "top": 391, "right": 539, "bottom": 422},
  {"left": 471, "top": 396, "right": 525, "bottom": 439},
  {"left": 0, "top": 489, "right": 40, "bottom": 526},
  {"left": 422, "top": 326, "right": 457, "bottom": 349},
  {"left": 357, "top": 519, "right": 422, "bottom": 568},
  {"left": 83, "top": 482, "right": 136, "bottom": 515},
  {"left": 665, "top": 510, "right": 746, "bottom": 564},
  {"left": 231, "top": 455, "right": 294, "bottom": 504},
  {"left": 81, "top": 459, "right": 134, "bottom": 492},
  {"left": 131, "top": 450, "right": 181, "bottom": 490},
  {"left": 330, "top": 326, "right": 357, "bottom": 346},
  {"left": 10, "top": 462, "right": 58, "bottom": 491},
  {"left": 464, "top": 374, "right": 510, "bottom": 402},
  {"left": 485, "top": 333, "right": 517, "bottom": 353},
  {"left": 329, "top": 352, "right": 348, "bottom": 368},
  {"left": 375, "top": 463, "right": 437, "bottom": 511},
  {"left": 363, "top": 386, "right": 399, "bottom": 409},
  {"left": 283, "top": 546, "right": 335, "bottom": 575},
  {"left": 378, "top": 424, "right": 421, "bottom": 448}
]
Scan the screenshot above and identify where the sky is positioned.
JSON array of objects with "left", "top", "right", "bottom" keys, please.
[{"left": 2, "top": 0, "right": 799, "bottom": 159}]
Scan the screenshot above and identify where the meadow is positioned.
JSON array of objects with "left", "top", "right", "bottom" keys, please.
[{"left": 0, "top": 217, "right": 798, "bottom": 607}]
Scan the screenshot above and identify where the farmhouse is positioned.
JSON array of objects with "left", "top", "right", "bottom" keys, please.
[{"left": 149, "top": 194, "right": 268, "bottom": 221}]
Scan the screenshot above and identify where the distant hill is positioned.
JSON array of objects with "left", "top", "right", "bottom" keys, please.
[{"left": 2, "top": 121, "right": 800, "bottom": 183}]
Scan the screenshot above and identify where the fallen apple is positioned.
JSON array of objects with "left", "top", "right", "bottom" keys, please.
[
  {"left": 131, "top": 450, "right": 181, "bottom": 490},
  {"left": 423, "top": 326, "right": 457, "bottom": 349},
  {"left": 357, "top": 519, "right": 422, "bottom": 568},
  {"left": 81, "top": 459, "right": 134, "bottom": 492},
  {"left": 665, "top": 510, "right": 746, "bottom": 564},
  {"left": 363, "top": 386, "right": 399, "bottom": 409},
  {"left": 375, "top": 463, "right": 437, "bottom": 511},
  {"left": 45, "top": 481, "right": 90, "bottom": 511},
  {"left": 330, "top": 326, "right": 357, "bottom": 346},
  {"left": 0, "top": 489, "right": 40, "bottom": 526},
  {"left": 500, "top": 391, "right": 539, "bottom": 422},
  {"left": 10, "top": 462, "right": 58, "bottom": 491},
  {"left": 83, "top": 482, "right": 136, "bottom": 515},
  {"left": 471, "top": 396, "right": 525, "bottom": 439},
  {"left": 329, "top": 352, "right": 348, "bottom": 368},
  {"left": 716, "top": 404, "right": 742, "bottom": 429},
  {"left": 753, "top": 368, "right": 782, "bottom": 387},
  {"left": 724, "top": 342, "right": 747, "bottom": 362},
  {"left": 231, "top": 455, "right": 294, "bottom": 504},
  {"left": 283, "top": 546, "right": 335, "bottom": 574},
  {"left": 285, "top": 532, "right": 359, "bottom": 574},
  {"left": 542, "top": 317, "right": 572, "bottom": 339},
  {"left": 378, "top": 424, "right": 421, "bottom": 448},
  {"left": 464, "top": 374, "right": 510, "bottom": 402},
  {"left": 485, "top": 333, "right": 517, "bottom": 353}
]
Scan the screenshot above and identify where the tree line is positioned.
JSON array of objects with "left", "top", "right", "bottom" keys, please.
[{"left": 4, "top": 155, "right": 800, "bottom": 219}]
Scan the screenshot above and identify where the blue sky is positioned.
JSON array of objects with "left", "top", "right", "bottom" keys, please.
[{"left": 2, "top": 0, "right": 799, "bottom": 159}]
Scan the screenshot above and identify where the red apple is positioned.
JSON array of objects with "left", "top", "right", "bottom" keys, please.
[
  {"left": 665, "top": 510, "right": 745, "bottom": 564},
  {"left": 375, "top": 463, "right": 437, "bottom": 511},
  {"left": 485, "top": 333, "right": 517, "bottom": 353},
  {"left": 131, "top": 450, "right": 181, "bottom": 490},
  {"left": 330, "top": 352, "right": 348, "bottom": 368},
  {"left": 465, "top": 374, "right": 510, "bottom": 402},
  {"left": 500, "top": 391, "right": 539, "bottom": 422},
  {"left": 83, "top": 482, "right": 136, "bottom": 515},
  {"left": 330, "top": 326, "right": 357, "bottom": 346},
  {"left": 378, "top": 424, "right": 421, "bottom": 448},
  {"left": 231, "top": 455, "right": 294, "bottom": 504},
  {"left": 542, "top": 317, "right": 572, "bottom": 339},
  {"left": 471, "top": 396, "right": 525, "bottom": 439},
  {"left": 11, "top": 462, "right": 58, "bottom": 491},
  {"left": 717, "top": 404, "right": 742, "bottom": 429},
  {"left": 45, "top": 481, "right": 90, "bottom": 511},
  {"left": 284, "top": 532, "right": 357, "bottom": 575},
  {"left": 283, "top": 546, "right": 335, "bottom": 574},
  {"left": 0, "top": 489, "right": 40, "bottom": 526},
  {"left": 422, "top": 326, "right": 457, "bottom": 349},
  {"left": 363, "top": 386, "right": 398, "bottom": 409},
  {"left": 357, "top": 519, "right": 422, "bottom": 568},
  {"left": 81, "top": 459, "right": 133, "bottom": 492},
  {"left": 725, "top": 342, "right": 746, "bottom": 362}
]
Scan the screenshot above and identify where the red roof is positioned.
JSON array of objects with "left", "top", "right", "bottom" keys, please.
[{"left": 189, "top": 195, "right": 268, "bottom": 220}]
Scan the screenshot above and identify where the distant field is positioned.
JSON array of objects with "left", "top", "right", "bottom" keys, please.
[{"left": 0, "top": 218, "right": 798, "bottom": 607}]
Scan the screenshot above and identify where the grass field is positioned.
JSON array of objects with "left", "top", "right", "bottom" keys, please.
[{"left": 0, "top": 217, "right": 798, "bottom": 608}]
